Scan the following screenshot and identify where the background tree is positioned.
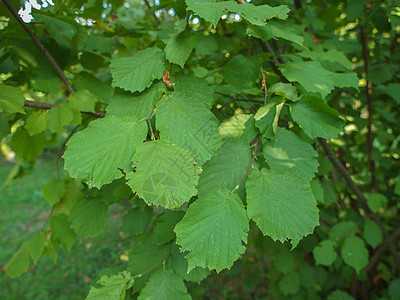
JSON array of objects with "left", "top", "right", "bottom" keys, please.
[{"left": 1, "top": 0, "right": 400, "bottom": 299}]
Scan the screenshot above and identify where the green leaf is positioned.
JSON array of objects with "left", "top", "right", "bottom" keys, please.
[
  {"left": 388, "top": 278, "right": 400, "bottom": 300},
  {"left": 42, "top": 179, "right": 66, "bottom": 206},
  {"left": 279, "top": 271, "right": 300, "bottom": 296},
  {"left": 128, "top": 235, "right": 171, "bottom": 276},
  {"left": 49, "top": 214, "right": 76, "bottom": 250},
  {"left": 68, "top": 89, "right": 97, "bottom": 113},
  {"left": 186, "top": 0, "right": 289, "bottom": 27},
  {"left": 47, "top": 105, "right": 74, "bottom": 133},
  {"left": 246, "top": 168, "right": 319, "bottom": 247},
  {"left": 165, "top": 30, "right": 199, "bottom": 67},
  {"left": 310, "top": 179, "right": 335, "bottom": 206},
  {"left": 298, "top": 49, "right": 353, "bottom": 69},
  {"left": 99, "top": 178, "right": 132, "bottom": 205},
  {"left": 329, "top": 221, "right": 358, "bottom": 243},
  {"left": 156, "top": 93, "right": 221, "bottom": 165},
  {"left": 25, "top": 111, "right": 48, "bottom": 136},
  {"left": 341, "top": 236, "right": 368, "bottom": 274},
  {"left": 126, "top": 140, "right": 201, "bottom": 209},
  {"left": 167, "top": 245, "right": 210, "bottom": 283},
  {"left": 331, "top": 72, "right": 359, "bottom": 90},
  {"left": 366, "top": 193, "right": 387, "bottom": 213},
  {"left": 153, "top": 211, "right": 185, "bottom": 244},
  {"left": 263, "top": 128, "right": 319, "bottom": 181},
  {"left": 175, "top": 189, "right": 249, "bottom": 273},
  {"left": 197, "top": 140, "right": 252, "bottom": 200},
  {"left": 290, "top": 95, "right": 344, "bottom": 139},
  {"left": 224, "top": 55, "right": 262, "bottom": 90},
  {"left": 122, "top": 206, "right": 153, "bottom": 236},
  {"left": 35, "top": 14, "right": 78, "bottom": 49},
  {"left": 171, "top": 74, "right": 214, "bottom": 107},
  {"left": 28, "top": 232, "right": 46, "bottom": 264},
  {"left": 0, "top": 84, "right": 25, "bottom": 113},
  {"left": 219, "top": 114, "right": 258, "bottom": 144},
  {"left": 273, "top": 249, "right": 295, "bottom": 273},
  {"left": 10, "top": 127, "right": 46, "bottom": 163},
  {"left": 70, "top": 198, "right": 108, "bottom": 237},
  {"left": 313, "top": 240, "right": 337, "bottom": 266},
  {"left": 268, "top": 21, "right": 304, "bottom": 45},
  {"left": 74, "top": 72, "right": 113, "bottom": 103},
  {"left": 327, "top": 290, "right": 355, "bottom": 300},
  {"left": 363, "top": 220, "right": 383, "bottom": 248},
  {"left": 254, "top": 98, "right": 284, "bottom": 139},
  {"left": 0, "top": 112, "right": 12, "bottom": 140},
  {"left": 107, "top": 82, "right": 165, "bottom": 119},
  {"left": 6, "top": 242, "right": 30, "bottom": 277},
  {"left": 87, "top": 271, "right": 134, "bottom": 300},
  {"left": 111, "top": 47, "right": 165, "bottom": 92},
  {"left": 249, "top": 21, "right": 303, "bottom": 46},
  {"left": 381, "top": 83, "right": 400, "bottom": 104},
  {"left": 138, "top": 269, "right": 191, "bottom": 300},
  {"left": 63, "top": 115, "right": 147, "bottom": 188},
  {"left": 280, "top": 61, "right": 334, "bottom": 98},
  {"left": 268, "top": 82, "right": 298, "bottom": 101}
]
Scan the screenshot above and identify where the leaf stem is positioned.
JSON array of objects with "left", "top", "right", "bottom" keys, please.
[{"left": 147, "top": 107, "right": 155, "bottom": 140}]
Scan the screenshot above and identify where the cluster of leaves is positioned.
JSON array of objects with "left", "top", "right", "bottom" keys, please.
[{"left": 1, "top": 0, "right": 400, "bottom": 299}]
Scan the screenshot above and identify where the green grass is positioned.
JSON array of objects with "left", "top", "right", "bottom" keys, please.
[{"left": 0, "top": 158, "right": 128, "bottom": 300}]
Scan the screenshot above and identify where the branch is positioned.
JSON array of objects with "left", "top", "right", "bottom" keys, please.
[
  {"left": 24, "top": 100, "right": 105, "bottom": 118},
  {"left": 365, "top": 227, "right": 400, "bottom": 275},
  {"left": 359, "top": 24, "right": 377, "bottom": 191},
  {"left": 319, "top": 138, "right": 400, "bottom": 274},
  {"left": 257, "top": 40, "right": 288, "bottom": 83},
  {"left": 143, "top": 0, "right": 161, "bottom": 25},
  {"left": 294, "top": 0, "right": 302, "bottom": 10},
  {"left": 1, "top": 0, "right": 75, "bottom": 95}
]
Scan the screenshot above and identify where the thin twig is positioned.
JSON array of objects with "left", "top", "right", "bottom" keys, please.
[
  {"left": 1, "top": 0, "right": 75, "bottom": 95},
  {"left": 319, "top": 138, "right": 400, "bottom": 273},
  {"left": 359, "top": 24, "right": 377, "bottom": 191},
  {"left": 365, "top": 227, "right": 400, "bottom": 274}
]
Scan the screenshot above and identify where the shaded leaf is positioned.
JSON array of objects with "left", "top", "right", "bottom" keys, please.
[
  {"left": 197, "top": 140, "right": 252, "bottom": 200},
  {"left": 70, "top": 198, "right": 108, "bottom": 237},
  {"left": 341, "top": 236, "right": 368, "bottom": 274},
  {"left": 290, "top": 95, "right": 344, "bottom": 139},
  {"left": 263, "top": 128, "right": 319, "bottom": 181},
  {"left": 138, "top": 269, "right": 191, "bottom": 300}
]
